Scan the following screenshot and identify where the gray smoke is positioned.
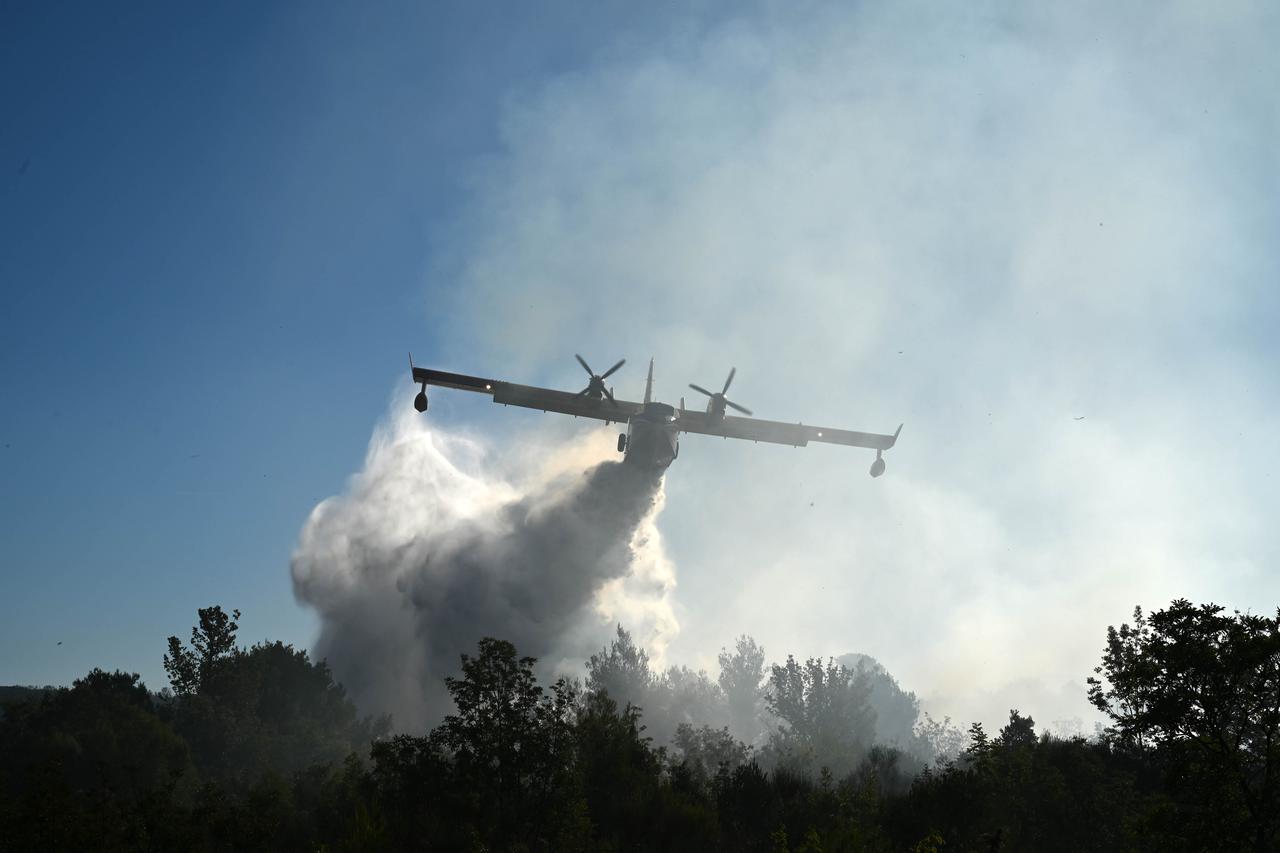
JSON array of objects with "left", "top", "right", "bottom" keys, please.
[{"left": 290, "top": 407, "right": 677, "bottom": 730}]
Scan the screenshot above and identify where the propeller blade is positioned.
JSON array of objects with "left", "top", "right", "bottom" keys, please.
[
  {"left": 689, "top": 383, "right": 715, "bottom": 398},
  {"left": 725, "top": 399, "right": 753, "bottom": 416},
  {"left": 576, "top": 386, "right": 591, "bottom": 397},
  {"left": 604, "top": 387, "right": 619, "bottom": 407},
  {"left": 575, "top": 354, "right": 593, "bottom": 375},
  {"left": 600, "top": 358, "right": 626, "bottom": 380},
  {"left": 722, "top": 367, "right": 736, "bottom": 394}
]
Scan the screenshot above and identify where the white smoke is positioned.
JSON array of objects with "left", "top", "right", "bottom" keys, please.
[
  {"left": 290, "top": 403, "right": 678, "bottom": 730},
  {"left": 419, "top": 0, "right": 1279, "bottom": 733}
]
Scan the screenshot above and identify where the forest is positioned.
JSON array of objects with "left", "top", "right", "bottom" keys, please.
[{"left": 2, "top": 599, "right": 1278, "bottom": 852}]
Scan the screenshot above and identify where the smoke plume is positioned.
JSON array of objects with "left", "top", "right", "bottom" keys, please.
[{"left": 290, "top": 406, "right": 677, "bottom": 730}]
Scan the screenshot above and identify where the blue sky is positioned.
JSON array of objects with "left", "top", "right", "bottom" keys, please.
[
  {"left": 3, "top": 1, "right": 1278, "bottom": 731},
  {"left": 0, "top": 1, "right": 714, "bottom": 688}
]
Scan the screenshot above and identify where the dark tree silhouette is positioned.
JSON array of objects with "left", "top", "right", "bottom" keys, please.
[
  {"left": 0, "top": 669, "right": 192, "bottom": 851},
  {"left": 1089, "top": 599, "right": 1280, "bottom": 851},
  {"left": 432, "top": 636, "right": 580, "bottom": 848},
  {"left": 4, "top": 600, "right": 1278, "bottom": 852},
  {"left": 162, "top": 606, "right": 383, "bottom": 783},
  {"left": 164, "top": 605, "right": 240, "bottom": 695}
]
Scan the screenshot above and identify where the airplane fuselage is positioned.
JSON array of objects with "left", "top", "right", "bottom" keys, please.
[{"left": 624, "top": 402, "right": 680, "bottom": 470}]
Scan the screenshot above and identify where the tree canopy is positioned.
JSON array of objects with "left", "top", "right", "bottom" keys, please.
[
  {"left": 765, "top": 654, "right": 876, "bottom": 778},
  {"left": 1089, "top": 599, "right": 1280, "bottom": 851},
  {"left": 2, "top": 597, "right": 1277, "bottom": 851}
]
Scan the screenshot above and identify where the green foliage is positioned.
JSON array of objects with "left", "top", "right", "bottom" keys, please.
[
  {"left": 586, "top": 623, "right": 657, "bottom": 713},
  {"left": 765, "top": 655, "right": 875, "bottom": 778},
  {"left": 431, "top": 636, "right": 580, "bottom": 849},
  {"left": 672, "top": 722, "right": 751, "bottom": 788},
  {"left": 164, "top": 605, "right": 240, "bottom": 696},
  {"left": 655, "top": 664, "right": 727, "bottom": 742},
  {"left": 0, "top": 669, "right": 193, "bottom": 852},
  {"left": 914, "top": 712, "right": 967, "bottom": 766},
  {"left": 589, "top": 628, "right": 771, "bottom": 748},
  {"left": 1089, "top": 599, "right": 1280, "bottom": 851},
  {"left": 720, "top": 634, "right": 768, "bottom": 743},
  {"left": 162, "top": 606, "right": 386, "bottom": 785},
  {"left": 0, "top": 685, "right": 53, "bottom": 714},
  {"left": 574, "top": 689, "right": 664, "bottom": 844},
  {"left": 894, "top": 710, "right": 1162, "bottom": 852},
  {"left": 3, "top": 598, "right": 1278, "bottom": 852},
  {"left": 839, "top": 653, "right": 926, "bottom": 753}
]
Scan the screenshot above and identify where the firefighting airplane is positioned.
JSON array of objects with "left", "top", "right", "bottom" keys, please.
[{"left": 409, "top": 355, "right": 902, "bottom": 477}]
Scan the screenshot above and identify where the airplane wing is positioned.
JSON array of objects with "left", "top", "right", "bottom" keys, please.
[
  {"left": 413, "top": 367, "right": 642, "bottom": 424},
  {"left": 677, "top": 410, "right": 902, "bottom": 450}
]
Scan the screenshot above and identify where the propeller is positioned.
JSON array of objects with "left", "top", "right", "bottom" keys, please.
[
  {"left": 574, "top": 354, "right": 625, "bottom": 406},
  {"left": 689, "top": 367, "right": 753, "bottom": 417}
]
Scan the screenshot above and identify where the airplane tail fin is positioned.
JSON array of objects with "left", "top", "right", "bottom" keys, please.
[{"left": 643, "top": 358, "right": 654, "bottom": 404}]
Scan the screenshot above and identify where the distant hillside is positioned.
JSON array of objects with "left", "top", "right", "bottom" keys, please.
[{"left": 0, "top": 685, "right": 53, "bottom": 713}]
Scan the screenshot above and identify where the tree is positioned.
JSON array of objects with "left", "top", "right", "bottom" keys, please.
[
  {"left": 839, "top": 653, "right": 924, "bottom": 754},
  {"left": 672, "top": 723, "right": 752, "bottom": 789},
  {"left": 892, "top": 709, "right": 1160, "bottom": 853},
  {"left": 573, "top": 690, "right": 666, "bottom": 847},
  {"left": 654, "top": 664, "right": 727, "bottom": 744},
  {"left": 586, "top": 624, "right": 656, "bottom": 713},
  {"left": 998, "top": 709, "right": 1037, "bottom": 749},
  {"left": 1088, "top": 599, "right": 1280, "bottom": 851},
  {"left": 914, "top": 713, "right": 966, "bottom": 766},
  {"left": 432, "top": 637, "right": 579, "bottom": 847},
  {"left": 0, "top": 670, "right": 193, "bottom": 851},
  {"left": 162, "top": 606, "right": 383, "bottom": 782},
  {"left": 720, "top": 635, "right": 768, "bottom": 744},
  {"left": 164, "top": 605, "right": 240, "bottom": 696},
  {"left": 764, "top": 656, "right": 875, "bottom": 778}
]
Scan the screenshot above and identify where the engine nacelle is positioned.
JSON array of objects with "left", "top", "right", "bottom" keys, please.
[{"left": 414, "top": 390, "right": 429, "bottom": 412}]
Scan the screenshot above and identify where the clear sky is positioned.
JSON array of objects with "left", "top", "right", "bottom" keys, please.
[
  {"left": 3, "top": 1, "right": 1278, "bottom": 731},
  {"left": 0, "top": 0, "right": 706, "bottom": 686}
]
